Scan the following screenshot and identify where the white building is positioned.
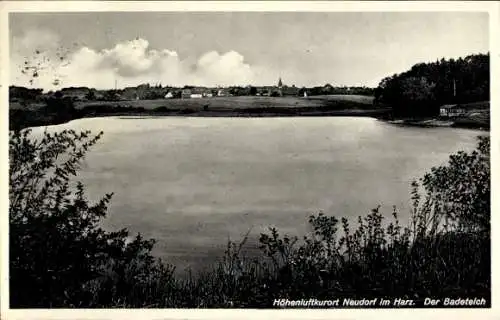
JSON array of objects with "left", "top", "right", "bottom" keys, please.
[{"left": 164, "top": 92, "right": 174, "bottom": 99}]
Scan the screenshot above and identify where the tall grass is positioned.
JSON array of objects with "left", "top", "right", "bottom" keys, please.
[
  {"left": 84, "top": 208, "right": 487, "bottom": 308},
  {"left": 73, "top": 208, "right": 488, "bottom": 308}
]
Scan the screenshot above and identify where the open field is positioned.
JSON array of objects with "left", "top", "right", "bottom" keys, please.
[
  {"left": 9, "top": 101, "right": 45, "bottom": 110},
  {"left": 74, "top": 95, "right": 375, "bottom": 111}
]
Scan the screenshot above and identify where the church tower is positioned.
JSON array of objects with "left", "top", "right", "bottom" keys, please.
[{"left": 276, "top": 77, "right": 284, "bottom": 97}]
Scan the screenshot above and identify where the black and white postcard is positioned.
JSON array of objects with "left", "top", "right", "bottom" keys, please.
[{"left": 1, "top": 1, "right": 498, "bottom": 319}]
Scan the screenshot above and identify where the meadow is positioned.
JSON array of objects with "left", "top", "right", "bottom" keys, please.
[{"left": 75, "top": 95, "right": 376, "bottom": 111}]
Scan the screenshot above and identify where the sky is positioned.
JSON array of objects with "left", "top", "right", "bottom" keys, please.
[{"left": 9, "top": 11, "right": 489, "bottom": 91}]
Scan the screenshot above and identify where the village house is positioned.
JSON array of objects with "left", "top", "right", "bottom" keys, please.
[
  {"left": 60, "top": 87, "right": 91, "bottom": 101},
  {"left": 277, "top": 77, "right": 283, "bottom": 96},
  {"left": 300, "top": 87, "right": 309, "bottom": 98},
  {"left": 217, "top": 89, "right": 229, "bottom": 97},
  {"left": 196, "top": 87, "right": 213, "bottom": 98},
  {"left": 93, "top": 90, "right": 106, "bottom": 100},
  {"left": 122, "top": 87, "right": 139, "bottom": 100},
  {"left": 257, "top": 87, "right": 272, "bottom": 96},
  {"left": 281, "top": 85, "right": 299, "bottom": 96},
  {"left": 258, "top": 78, "right": 298, "bottom": 97},
  {"left": 137, "top": 84, "right": 153, "bottom": 99},
  {"left": 181, "top": 88, "right": 212, "bottom": 99},
  {"left": 164, "top": 91, "right": 174, "bottom": 99},
  {"left": 440, "top": 104, "right": 467, "bottom": 118},
  {"left": 257, "top": 80, "right": 283, "bottom": 96},
  {"left": 181, "top": 89, "right": 192, "bottom": 99}
]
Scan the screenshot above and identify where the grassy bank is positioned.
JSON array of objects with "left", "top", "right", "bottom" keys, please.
[
  {"left": 386, "top": 118, "right": 489, "bottom": 130},
  {"left": 70, "top": 95, "right": 375, "bottom": 110}
]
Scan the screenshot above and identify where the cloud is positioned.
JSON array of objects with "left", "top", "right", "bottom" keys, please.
[
  {"left": 10, "top": 30, "right": 276, "bottom": 90},
  {"left": 96, "top": 38, "right": 179, "bottom": 77},
  {"left": 195, "top": 51, "right": 254, "bottom": 85}
]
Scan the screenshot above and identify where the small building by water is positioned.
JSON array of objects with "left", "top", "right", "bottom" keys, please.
[{"left": 440, "top": 104, "right": 466, "bottom": 118}]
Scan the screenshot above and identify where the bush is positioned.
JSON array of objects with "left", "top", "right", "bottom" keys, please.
[
  {"left": 417, "top": 135, "right": 490, "bottom": 233},
  {"left": 9, "top": 129, "right": 175, "bottom": 307}
]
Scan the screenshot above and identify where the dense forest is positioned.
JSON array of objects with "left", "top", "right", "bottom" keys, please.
[{"left": 374, "top": 53, "right": 489, "bottom": 118}]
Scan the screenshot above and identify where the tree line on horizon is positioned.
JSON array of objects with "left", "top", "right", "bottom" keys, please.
[{"left": 374, "top": 53, "right": 489, "bottom": 118}]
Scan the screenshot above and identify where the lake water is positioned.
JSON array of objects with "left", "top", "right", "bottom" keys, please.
[{"left": 31, "top": 116, "right": 483, "bottom": 274}]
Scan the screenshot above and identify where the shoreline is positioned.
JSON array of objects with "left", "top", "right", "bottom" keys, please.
[
  {"left": 10, "top": 108, "right": 489, "bottom": 131},
  {"left": 10, "top": 108, "right": 390, "bottom": 130}
]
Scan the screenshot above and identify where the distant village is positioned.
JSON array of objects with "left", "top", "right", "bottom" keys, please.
[{"left": 9, "top": 78, "right": 375, "bottom": 104}]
